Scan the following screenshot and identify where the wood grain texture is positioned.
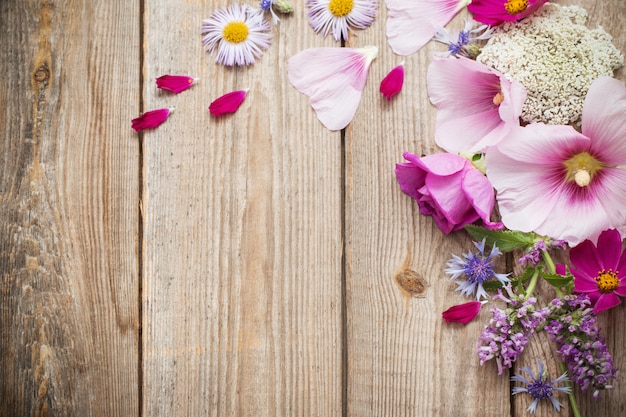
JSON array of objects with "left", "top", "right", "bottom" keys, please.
[
  {"left": 141, "top": 1, "right": 343, "bottom": 416},
  {"left": 0, "top": 1, "right": 140, "bottom": 416}
]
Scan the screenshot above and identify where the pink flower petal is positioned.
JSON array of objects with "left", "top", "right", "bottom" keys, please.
[
  {"left": 385, "top": 0, "right": 470, "bottom": 56},
  {"left": 156, "top": 75, "right": 197, "bottom": 93},
  {"left": 287, "top": 46, "right": 378, "bottom": 131},
  {"left": 442, "top": 301, "right": 482, "bottom": 323},
  {"left": 593, "top": 292, "right": 621, "bottom": 314},
  {"left": 380, "top": 63, "right": 404, "bottom": 100},
  {"left": 131, "top": 108, "right": 172, "bottom": 132},
  {"left": 209, "top": 89, "right": 248, "bottom": 117},
  {"left": 468, "top": 0, "right": 548, "bottom": 26}
]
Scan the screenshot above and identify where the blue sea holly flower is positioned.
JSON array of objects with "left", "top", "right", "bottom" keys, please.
[
  {"left": 445, "top": 239, "right": 510, "bottom": 300},
  {"left": 511, "top": 359, "right": 572, "bottom": 415}
]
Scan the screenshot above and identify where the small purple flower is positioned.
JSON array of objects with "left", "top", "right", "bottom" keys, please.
[
  {"left": 478, "top": 286, "right": 550, "bottom": 374},
  {"left": 544, "top": 294, "right": 618, "bottom": 398},
  {"left": 446, "top": 239, "right": 510, "bottom": 299},
  {"left": 433, "top": 19, "right": 492, "bottom": 58},
  {"left": 511, "top": 359, "right": 572, "bottom": 415}
]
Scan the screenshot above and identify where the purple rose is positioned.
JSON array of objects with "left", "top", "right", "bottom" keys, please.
[{"left": 395, "top": 152, "right": 497, "bottom": 234}]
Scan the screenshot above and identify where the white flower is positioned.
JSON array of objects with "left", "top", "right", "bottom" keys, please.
[
  {"left": 306, "top": 0, "right": 377, "bottom": 42},
  {"left": 201, "top": 4, "right": 272, "bottom": 67}
]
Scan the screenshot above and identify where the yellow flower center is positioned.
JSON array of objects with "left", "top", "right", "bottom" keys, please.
[
  {"left": 493, "top": 92, "right": 504, "bottom": 106},
  {"left": 328, "top": 0, "right": 354, "bottom": 17},
  {"left": 223, "top": 21, "right": 249, "bottom": 43},
  {"left": 563, "top": 152, "right": 604, "bottom": 187},
  {"left": 595, "top": 269, "right": 620, "bottom": 293},
  {"left": 505, "top": 0, "right": 529, "bottom": 15}
]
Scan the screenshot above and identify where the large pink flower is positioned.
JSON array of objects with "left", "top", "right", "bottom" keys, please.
[
  {"left": 570, "top": 229, "right": 626, "bottom": 314},
  {"left": 486, "top": 77, "right": 626, "bottom": 246},
  {"left": 385, "top": 0, "right": 470, "bottom": 56},
  {"left": 468, "top": 0, "right": 548, "bottom": 26},
  {"left": 287, "top": 46, "right": 377, "bottom": 131},
  {"left": 427, "top": 56, "right": 526, "bottom": 153},
  {"left": 396, "top": 152, "right": 497, "bottom": 234}
]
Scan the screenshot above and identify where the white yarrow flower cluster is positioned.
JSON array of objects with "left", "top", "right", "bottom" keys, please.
[{"left": 477, "top": 3, "right": 624, "bottom": 126}]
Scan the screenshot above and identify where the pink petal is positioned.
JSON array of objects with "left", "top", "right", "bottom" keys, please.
[
  {"left": 156, "top": 75, "right": 196, "bottom": 93},
  {"left": 131, "top": 108, "right": 172, "bottom": 132},
  {"left": 209, "top": 90, "right": 248, "bottom": 117},
  {"left": 570, "top": 238, "right": 603, "bottom": 280},
  {"left": 462, "top": 167, "right": 498, "bottom": 228},
  {"left": 442, "top": 301, "right": 482, "bottom": 323},
  {"left": 583, "top": 77, "right": 626, "bottom": 166},
  {"left": 385, "top": 0, "right": 470, "bottom": 55},
  {"left": 593, "top": 292, "right": 621, "bottom": 314},
  {"left": 595, "top": 229, "right": 623, "bottom": 270},
  {"left": 287, "top": 46, "right": 377, "bottom": 131},
  {"left": 468, "top": 0, "right": 548, "bottom": 26},
  {"left": 380, "top": 63, "right": 404, "bottom": 100}
]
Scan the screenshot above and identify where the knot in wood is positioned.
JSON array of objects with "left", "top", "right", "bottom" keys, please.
[
  {"left": 34, "top": 64, "right": 50, "bottom": 83},
  {"left": 395, "top": 269, "right": 427, "bottom": 298}
]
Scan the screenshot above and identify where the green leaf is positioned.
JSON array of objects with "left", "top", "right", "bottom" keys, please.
[
  {"left": 542, "top": 272, "right": 573, "bottom": 288},
  {"left": 464, "top": 225, "right": 537, "bottom": 252}
]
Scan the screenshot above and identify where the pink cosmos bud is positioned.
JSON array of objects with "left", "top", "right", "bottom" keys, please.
[
  {"left": 131, "top": 108, "right": 173, "bottom": 132},
  {"left": 209, "top": 89, "right": 248, "bottom": 117},
  {"left": 156, "top": 75, "right": 197, "bottom": 93},
  {"left": 442, "top": 301, "right": 482, "bottom": 324},
  {"left": 380, "top": 63, "right": 404, "bottom": 100}
]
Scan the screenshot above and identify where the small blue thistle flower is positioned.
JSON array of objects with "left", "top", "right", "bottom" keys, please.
[
  {"left": 511, "top": 359, "right": 572, "bottom": 415},
  {"left": 260, "top": 0, "right": 272, "bottom": 10},
  {"left": 433, "top": 20, "right": 492, "bottom": 58},
  {"left": 445, "top": 238, "right": 510, "bottom": 300}
]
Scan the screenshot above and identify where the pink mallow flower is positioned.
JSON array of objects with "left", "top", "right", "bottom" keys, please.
[
  {"left": 485, "top": 76, "right": 626, "bottom": 246},
  {"left": 287, "top": 46, "right": 377, "bottom": 131},
  {"left": 156, "top": 75, "right": 197, "bottom": 93},
  {"left": 131, "top": 108, "right": 172, "bottom": 132},
  {"left": 209, "top": 89, "right": 248, "bottom": 117},
  {"left": 395, "top": 152, "right": 498, "bottom": 234},
  {"left": 385, "top": 0, "right": 470, "bottom": 56},
  {"left": 427, "top": 56, "right": 526, "bottom": 153},
  {"left": 468, "top": 0, "right": 548, "bottom": 26},
  {"left": 442, "top": 301, "right": 483, "bottom": 323},
  {"left": 380, "top": 63, "right": 404, "bottom": 100},
  {"left": 570, "top": 229, "right": 626, "bottom": 314}
]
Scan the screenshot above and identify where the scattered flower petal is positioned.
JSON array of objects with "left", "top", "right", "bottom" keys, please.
[
  {"left": 468, "top": 0, "right": 549, "bottom": 26},
  {"left": 287, "top": 45, "right": 378, "bottom": 131},
  {"left": 209, "top": 89, "right": 249, "bottom": 117},
  {"left": 385, "top": 0, "right": 470, "bottom": 56},
  {"left": 156, "top": 75, "right": 197, "bottom": 94},
  {"left": 379, "top": 63, "right": 404, "bottom": 100},
  {"left": 131, "top": 108, "right": 173, "bottom": 132},
  {"left": 306, "top": 0, "right": 377, "bottom": 42},
  {"left": 201, "top": 4, "right": 272, "bottom": 66},
  {"left": 426, "top": 56, "right": 526, "bottom": 153},
  {"left": 442, "top": 301, "right": 483, "bottom": 323}
]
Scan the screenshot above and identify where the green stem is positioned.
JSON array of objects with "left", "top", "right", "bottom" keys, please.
[
  {"left": 542, "top": 251, "right": 556, "bottom": 275},
  {"left": 559, "top": 361, "right": 581, "bottom": 417},
  {"left": 525, "top": 268, "right": 540, "bottom": 297}
]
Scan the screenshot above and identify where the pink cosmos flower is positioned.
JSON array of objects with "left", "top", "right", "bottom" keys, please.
[
  {"left": 442, "top": 301, "right": 482, "bottom": 323},
  {"left": 427, "top": 56, "right": 526, "bottom": 153},
  {"left": 395, "top": 152, "right": 498, "bottom": 234},
  {"left": 468, "top": 0, "right": 548, "bottom": 26},
  {"left": 570, "top": 229, "right": 626, "bottom": 314},
  {"left": 380, "top": 63, "right": 404, "bottom": 100},
  {"left": 486, "top": 77, "right": 626, "bottom": 246},
  {"left": 385, "top": 0, "right": 470, "bottom": 56},
  {"left": 287, "top": 45, "right": 377, "bottom": 131},
  {"left": 156, "top": 75, "right": 197, "bottom": 93},
  {"left": 131, "top": 108, "right": 172, "bottom": 132},
  {"left": 209, "top": 89, "right": 248, "bottom": 117}
]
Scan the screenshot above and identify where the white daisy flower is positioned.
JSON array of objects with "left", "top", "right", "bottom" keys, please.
[
  {"left": 201, "top": 4, "right": 272, "bottom": 67},
  {"left": 306, "top": 0, "right": 377, "bottom": 42}
]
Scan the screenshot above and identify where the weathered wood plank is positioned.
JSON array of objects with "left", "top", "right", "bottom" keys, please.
[
  {"left": 141, "top": 1, "right": 343, "bottom": 415},
  {"left": 0, "top": 1, "right": 140, "bottom": 416}
]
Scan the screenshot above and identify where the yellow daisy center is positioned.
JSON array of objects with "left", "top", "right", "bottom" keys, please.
[
  {"left": 223, "top": 21, "right": 249, "bottom": 43},
  {"left": 328, "top": 0, "right": 354, "bottom": 17},
  {"left": 505, "top": 0, "right": 529, "bottom": 15},
  {"left": 595, "top": 269, "right": 620, "bottom": 293},
  {"left": 563, "top": 152, "right": 604, "bottom": 187}
]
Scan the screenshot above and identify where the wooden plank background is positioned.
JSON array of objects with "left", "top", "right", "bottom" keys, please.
[{"left": 0, "top": 0, "right": 624, "bottom": 416}]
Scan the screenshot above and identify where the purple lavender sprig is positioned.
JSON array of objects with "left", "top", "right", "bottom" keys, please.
[
  {"left": 477, "top": 285, "right": 550, "bottom": 375},
  {"left": 544, "top": 294, "right": 618, "bottom": 399}
]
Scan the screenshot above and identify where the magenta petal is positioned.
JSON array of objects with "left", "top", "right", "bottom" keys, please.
[
  {"left": 570, "top": 239, "right": 603, "bottom": 280},
  {"left": 593, "top": 293, "right": 621, "bottom": 314},
  {"left": 156, "top": 75, "right": 196, "bottom": 93},
  {"left": 131, "top": 108, "right": 172, "bottom": 132},
  {"left": 595, "top": 229, "right": 623, "bottom": 270},
  {"left": 573, "top": 275, "right": 599, "bottom": 293},
  {"left": 209, "top": 90, "right": 248, "bottom": 117},
  {"left": 442, "top": 301, "right": 482, "bottom": 323},
  {"left": 380, "top": 63, "right": 404, "bottom": 100}
]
